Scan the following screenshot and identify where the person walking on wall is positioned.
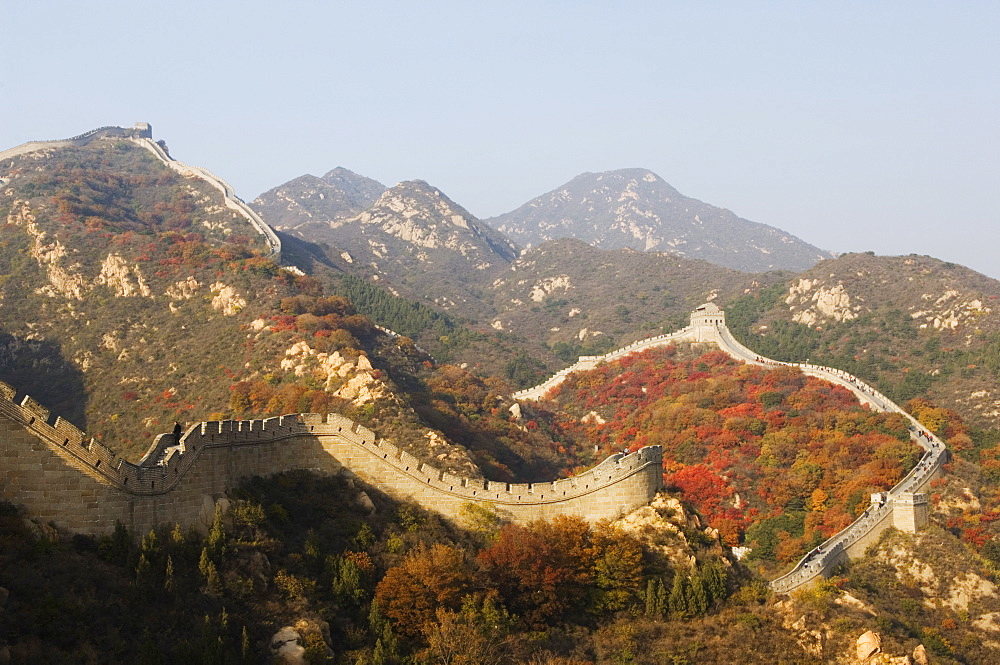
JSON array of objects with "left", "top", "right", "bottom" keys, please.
[{"left": 173, "top": 421, "right": 182, "bottom": 446}]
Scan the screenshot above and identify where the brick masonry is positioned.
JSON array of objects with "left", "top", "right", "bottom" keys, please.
[{"left": 0, "top": 388, "right": 663, "bottom": 536}]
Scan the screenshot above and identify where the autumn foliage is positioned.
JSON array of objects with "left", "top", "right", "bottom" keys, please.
[{"left": 536, "top": 346, "right": 920, "bottom": 564}]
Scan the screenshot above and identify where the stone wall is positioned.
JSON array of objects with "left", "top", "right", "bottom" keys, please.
[
  {"left": 132, "top": 136, "right": 281, "bottom": 259},
  {"left": 0, "top": 382, "right": 663, "bottom": 536},
  {"left": 686, "top": 310, "right": 946, "bottom": 592}
]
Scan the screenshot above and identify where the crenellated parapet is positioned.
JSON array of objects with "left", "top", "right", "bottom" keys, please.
[
  {"left": 513, "top": 302, "right": 734, "bottom": 401},
  {"left": 0, "top": 378, "right": 663, "bottom": 535},
  {"left": 0, "top": 123, "right": 281, "bottom": 261}
]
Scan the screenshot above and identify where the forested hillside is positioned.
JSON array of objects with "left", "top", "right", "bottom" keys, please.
[
  {"left": 526, "top": 344, "right": 920, "bottom": 569},
  {"left": 725, "top": 253, "right": 1000, "bottom": 428}
]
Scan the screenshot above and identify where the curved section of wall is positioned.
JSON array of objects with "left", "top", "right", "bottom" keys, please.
[
  {"left": 131, "top": 137, "right": 281, "bottom": 259},
  {"left": 0, "top": 380, "right": 662, "bottom": 535},
  {"left": 511, "top": 306, "right": 948, "bottom": 593},
  {"left": 0, "top": 124, "right": 281, "bottom": 261},
  {"left": 513, "top": 326, "right": 698, "bottom": 401}
]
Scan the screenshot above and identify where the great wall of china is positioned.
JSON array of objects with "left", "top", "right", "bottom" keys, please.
[
  {"left": 0, "top": 302, "right": 943, "bottom": 592},
  {"left": 0, "top": 381, "right": 663, "bottom": 537},
  {"left": 0, "top": 126, "right": 947, "bottom": 592},
  {"left": 0, "top": 123, "right": 282, "bottom": 260},
  {"left": 515, "top": 302, "right": 946, "bottom": 593}
]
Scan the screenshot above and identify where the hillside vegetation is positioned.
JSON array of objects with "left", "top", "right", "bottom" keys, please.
[
  {"left": 526, "top": 343, "right": 920, "bottom": 571},
  {"left": 0, "top": 139, "right": 282, "bottom": 455},
  {"left": 6, "top": 131, "right": 1000, "bottom": 663},
  {"left": 726, "top": 253, "right": 1000, "bottom": 428},
  {"left": 0, "top": 141, "right": 523, "bottom": 474}
]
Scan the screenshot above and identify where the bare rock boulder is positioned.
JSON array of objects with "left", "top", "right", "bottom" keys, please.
[
  {"left": 271, "top": 626, "right": 304, "bottom": 664},
  {"left": 356, "top": 491, "right": 376, "bottom": 515},
  {"left": 856, "top": 631, "right": 882, "bottom": 661}
]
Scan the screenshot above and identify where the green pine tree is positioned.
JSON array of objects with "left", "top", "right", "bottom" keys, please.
[{"left": 669, "top": 572, "right": 690, "bottom": 619}]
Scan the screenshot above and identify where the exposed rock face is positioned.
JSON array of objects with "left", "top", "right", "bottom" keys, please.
[
  {"left": 875, "top": 532, "right": 998, "bottom": 613},
  {"left": 9, "top": 200, "right": 87, "bottom": 299},
  {"left": 263, "top": 178, "right": 518, "bottom": 315},
  {"left": 786, "top": 278, "right": 860, "bottom": 325},
  {"left": 351, "top": 180, "right": 517, "bottom": 264},
  {"left": 270, "top": 626, "right": 305, "bottom": 664},
  {"left": 529, "top": 274, "right": 572, "bottom": 302},
  {"left": 612, "top": 493, "right": 718, "bottom": 569},
  {"left": 486, "top": 168, "right": 832, "bottom": 272},
  {"left": 333, "top": 371, "right": 388, "bottom": 405},
  {"left": 744, "top": 252, "right": 1000, "bottom": 428},
  {"left": 277, "top": 342, "right": 388, "bottom": 404},
  {"left": 910, "top": 288, "right": 992, "bottom": 330},
  {"left": 95, "top": 254, "right": 152, "bottom": 298},
  {"left": 270, "top": 617, "right": 334, "bottom": 664},
  {"left": 856, "top": 630, "right": 882, "bottom": 660},
  {"left": 209, "top": 282, "right": 246, "bottom": 315},
  {"left": 166, "top": 276, "right": 201, "bottom": 304},
  {"left": 0, "top": 138, "right": 283, "bottom": 459}
]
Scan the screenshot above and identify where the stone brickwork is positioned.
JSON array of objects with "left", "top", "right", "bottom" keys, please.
[
  {"left": 0, "top": 382, "right": 662, "bottom": 536},
  {"left": 514, "top": 301, "right": 733, "bottom": 401},
  {"left": 0, "top": 123, "right": 281, "bottom": 260},
  {"left": 892, "top": 492, "right": 930, "bottom": 533}
]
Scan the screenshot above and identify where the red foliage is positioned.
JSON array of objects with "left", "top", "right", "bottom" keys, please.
[{"left": 535, "top": 346, "right": 923, "bottom": 552}]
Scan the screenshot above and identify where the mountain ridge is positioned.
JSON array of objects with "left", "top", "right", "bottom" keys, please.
[
  {"left": 252, "top": 166, "right": 386, "bottom": 234},
  {"left": 485, "top": 167, "right": 834, "bottom": 272}
]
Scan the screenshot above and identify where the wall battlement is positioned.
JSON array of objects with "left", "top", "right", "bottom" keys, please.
[
  {"left": 0, "top": 377, "right": 663, "bottom": 535},
  {"left": 514, "top": 303, "right": 946, "bottom": 594},
  {"left": 0, "top": 123, "right": 281, "bottom": 261}
]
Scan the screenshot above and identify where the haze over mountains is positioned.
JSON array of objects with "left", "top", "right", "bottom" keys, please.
[
  {"left": 487, "top": 168, "right": 834, "bottom": 272},
  {"left": 252, "top": 163, "right": 1000, "bottom": 429},
  {"left": 254, "top": 166, "right": 835, "bottom": 274}
]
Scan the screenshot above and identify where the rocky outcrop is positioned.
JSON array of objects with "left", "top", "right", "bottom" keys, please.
[{"left": 786, "top": 278, "right": 861, "bottom": 325}]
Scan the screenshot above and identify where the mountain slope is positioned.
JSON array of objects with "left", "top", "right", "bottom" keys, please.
[
  {"left": 0, "top": 138, "right": 287, "bottom": 456},
  {"left": 252, "top": 166, "right": 387, "bottom": 233},
  {"left": 261, "top": 178, "right": 519, "bottom": 315},
  {"left": 726, "top": 252, "right": 1000, "bottom": 428},
  {"left": 486, "top": 238, "right": 781, "bottom": 356},
  {"left": 486, "top": 168, "right": 833, "bottom": 272}
]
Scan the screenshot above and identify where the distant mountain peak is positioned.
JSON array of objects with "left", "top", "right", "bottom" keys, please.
[
  {"left": 252, "top": 167, "right": 386, "bottom": 233},
  {"left": 486, "top": 169, "right": 831, "bottom": 272}
]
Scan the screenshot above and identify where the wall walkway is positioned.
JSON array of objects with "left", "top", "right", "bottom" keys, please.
[
  {"left": 513, "top": 326, "right": 700, "bottom": 401},
  {"left": 513, "top": 304, "right": 947, "bottom": 593}
]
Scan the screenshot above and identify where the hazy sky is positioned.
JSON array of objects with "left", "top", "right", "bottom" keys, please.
[{"left": 3, "top": 1, "right": 998, "bottom": 278}]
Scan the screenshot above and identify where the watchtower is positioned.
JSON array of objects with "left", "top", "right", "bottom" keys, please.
[
  {"left": 690, "top": 302, "right": 725, "bottom": 342},
  {"left": 892, "top": 492, "right": 929, "bottom": 532}
]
